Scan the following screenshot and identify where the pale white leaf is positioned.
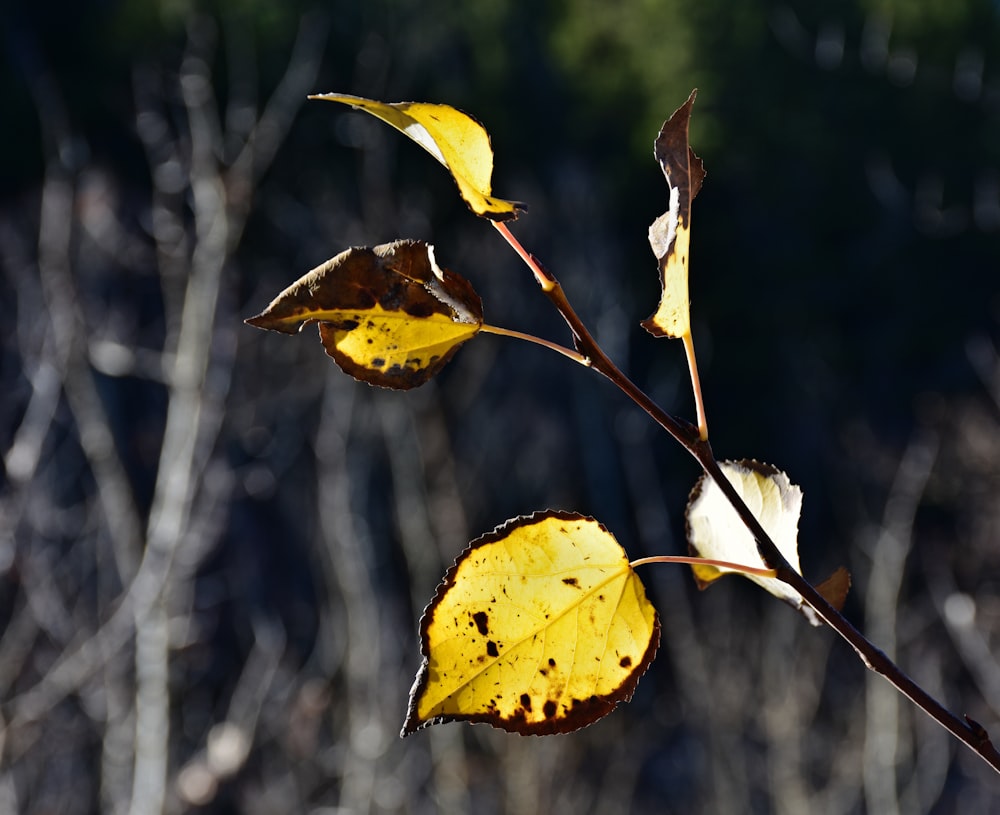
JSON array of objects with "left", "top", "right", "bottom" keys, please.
[{"left": 687, "top": 459, "right": 824, "bottom": 623}]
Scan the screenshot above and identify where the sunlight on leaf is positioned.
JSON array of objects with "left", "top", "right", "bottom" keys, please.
[
  {"left": 642, "top": 89, "right": 705, "bottom": 340},
  {"left": 403, "top": 511, "right": 660, "bottom": 736},
  {"left": 246, "top": 240, "right": 482, "bottom": 389},
  {"left": 686, "top": 460, "right": 848, "bottom": 625},
  {"left": 310, "top": 93, "right": 527, "bottom": 220}
]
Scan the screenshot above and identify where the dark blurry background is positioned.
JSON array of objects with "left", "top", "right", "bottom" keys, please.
[{"left": 2, "top": 0, "right": 1000, "bottom": 813}]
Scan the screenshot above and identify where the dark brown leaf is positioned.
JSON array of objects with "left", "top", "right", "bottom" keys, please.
[{"left": 246, "top": 240, "right": 483, "bottom": 389}]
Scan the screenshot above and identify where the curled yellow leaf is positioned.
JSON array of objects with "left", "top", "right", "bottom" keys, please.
[
  {"left": 246, "top": 240, "right": 482, "bottom": 389},
  {"left": 642, "top": 89, "right": 705, "bottom": 340},
  {"left": 403, "top": 511, "right": 660, "bottom": 736},
  {"left": 310, "top": 93, "right": 526, "bottom": 221}
]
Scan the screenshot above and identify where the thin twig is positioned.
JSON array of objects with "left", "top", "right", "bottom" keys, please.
[
  {"left": 493, "top": 221, "right": 556, "bottom": 291},
  {"left": 494, "top": 220, "right": 1000, "bottom": 776},
  {"left": 694, "top": 439, "right": 1000, "bottom": 774}
]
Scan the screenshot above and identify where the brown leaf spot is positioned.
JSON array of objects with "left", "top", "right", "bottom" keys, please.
[
  {"left": 620, "top": 656, "right": 632, "bottom": 668},
  {"left": 486, "top": 641, "right": 499, "bottom": 658},
  {"left": 562, "top": 577, "right": 579, "bottom": 587},
  {"left": 326, "top": 317, "right": 360, "bottom": 331},
  {"left": 543, "top": 700, "right": 558, "bottom": 719},
  {"left": 403, "top": 301, "right": 435, "bottom": 319},
  {"left": 472, "top": 611, "right": 489, "bottom": 636},
  {"left": 548, "top": 658, "right": 556, "bottom": 667},
  {"left": 520, "top": 694, "right": 532, "bottom": 712}
]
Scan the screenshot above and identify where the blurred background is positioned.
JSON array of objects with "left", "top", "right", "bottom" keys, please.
[{"left": 2, "top": 0, "right": 1000, "bottom": 812}]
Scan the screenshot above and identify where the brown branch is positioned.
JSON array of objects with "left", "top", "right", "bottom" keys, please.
[
  {"left": 693, "top": 448, "right": 1000, "bottom": 773},
  {"left": 494, "top": 221, "right": 1000, "bottom": 776}
]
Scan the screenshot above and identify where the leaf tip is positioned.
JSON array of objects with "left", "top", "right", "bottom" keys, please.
[
  {"left": 401, "top": 664, "right": 432, "bottom": 737},
  {"left": 815, "top": 566, "right": 851, "bottom": 613},
  {"left": 796, "top": 566, "right": 851, "bottom": 627},
  {"left": 477, "top": 199, "right": 529, "bottom": 222},
  {"left": 244, "top": 308, "right": 301, "bottom": 335}
]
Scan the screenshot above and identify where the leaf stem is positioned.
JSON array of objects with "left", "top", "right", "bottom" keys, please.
[
  {"left": 629, "top": 555, "right": 777, "bottom": 579},
  {"left": 682, "top": 331, "right": 709, "bottom": 440},
  {"left": 480, "top": 324, "right": 591, "bottom": 366},
  {"left": 493, "top": 219, "right": 1000, "bottom": 776}
]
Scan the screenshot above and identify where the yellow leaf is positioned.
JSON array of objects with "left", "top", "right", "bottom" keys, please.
[
  {"left": 403, "top": 511, "right": 660, "bottom": 736},
  {"left": 686, "top": 460, "right": 848, "bottom": 625},
  {"left": 642, "top": 89, "right": 706, "bottom": 340},
  {"left": 309, "top": 93, "right": 527, "bottom": 221},
  {"left": 246, "top": 240, "right": 482, "bottom": 389}
]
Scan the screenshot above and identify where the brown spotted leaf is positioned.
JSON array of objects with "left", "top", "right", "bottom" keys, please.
[
  {"left": 642, "top": 89, "right": 706, "bottom": 340},
  {"left": 403, "top": 511, "right": 660, "bottom": 736},
  {"left": 246, "top": 240, "right": 482, "bottom": 389}
]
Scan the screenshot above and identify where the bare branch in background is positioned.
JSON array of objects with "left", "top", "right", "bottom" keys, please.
[
  {"left": 862, "top": 436, "right": 938, "bottom": 815},
  {"left": 2, "top": 13, "right": 327, "bottom": 815}
]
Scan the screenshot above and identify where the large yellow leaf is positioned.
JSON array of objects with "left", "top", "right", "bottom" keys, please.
[
  {"left": 642, "top": 90, "right": 706, "bottom": 340},
  {"left": 403, "top": 511, "right": 660, "bottom": 736},
  {"left": 246, "top": 240, "right": 482, "bottom": 389},
  {"left": 310, "top": 93, "right": 526, "bottom": 221},
  {"left": 686, "top": 460, "right": 849, "bottom": 625}
]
